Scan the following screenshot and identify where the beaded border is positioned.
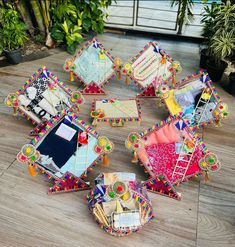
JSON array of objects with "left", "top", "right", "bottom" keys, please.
[
  {"left": 22, "top": 109, "right": 101, "bottom": 186},
  {"left": 13, "top": 66, "right": 73, "bottom": 125},
  {"left": 91, "top": 98, "right": 142, "bottom": 124},
  {"left": 128, "top": 41, "right": 174, "bottom": 90},
  {"left": 87, "top": 179, "right": 154, "bottom": 236},
  {"left": 161, "top": 70, "right": 224, "bottom": 128},
  {"left": 65, "top": 38, "right": 116, "bottom": 90},
  {"left": 138, "top": 115, "right": 216, "bottom": 184}
]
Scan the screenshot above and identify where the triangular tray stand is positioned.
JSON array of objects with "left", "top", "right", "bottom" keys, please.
[
  {"left": 143, "top": 174, "right": 181, "bottom": 200},
  {"left": 81, "top": 81, "right": 106, "bottom": 95},
  {"left": 137, "top": 83, "right": 156, "bottom": 97},
  {"left": 48, "top": 172, "right": 91, "bottom": 194}
]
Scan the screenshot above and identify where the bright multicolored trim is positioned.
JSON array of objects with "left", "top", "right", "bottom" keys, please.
[
  {"left": 128, "top": 41, "right": 174, "bottom": 91},
  {"left": 138, "top": 116, "right": 217, "bottom": 184},
  {"left": 7, "top": 66, "right": 74, "bottom": 125},
  {"left": 18, "top": 109, "right": 102, "bottom": 192},
  {"left": 87, "top": 175, "right": 154, "bottom": 237},
  {"left": 91, "top": 98, "right": 142, "bottom": 124},
  {"left": 161, "top": 70, "right": 227, "bottom": 128},
  {"left": 64, "top": 38, "right": 116, "bottom": 91}
]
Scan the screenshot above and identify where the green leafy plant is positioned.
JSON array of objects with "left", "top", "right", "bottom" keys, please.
[
  {"left": 50, "top": 0, "right": 112, "bottom": 54},
  {"left": 171, "top": 0, "right": 194, "bottom": 35},
  {"left": 210, "top": 30, "right": 235, "bottom": 62},
  {"left": 0, "top": 4, "right": 28, "bottom": 55},
  {"left": 201, "top": 0, "right": 235, "bottom": 65},
  {"left": 201, "top": 2, "right": 220, "bottom": 40}
]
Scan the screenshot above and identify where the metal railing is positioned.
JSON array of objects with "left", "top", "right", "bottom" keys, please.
[{"left": 105, "top": 0, "right": 222, "bottom": 38}]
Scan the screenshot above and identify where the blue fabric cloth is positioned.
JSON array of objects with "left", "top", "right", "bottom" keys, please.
[
  {"left": 175, "top": 91, "right": 195, "bottom": 109},
  {"left": 37, "top": 118, "right": 83, "bottom": 168},
  {"left": 73, "top": 45, "right": 113, "bottom": 85}
]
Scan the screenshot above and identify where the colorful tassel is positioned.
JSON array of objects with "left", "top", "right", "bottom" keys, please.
[
  {"left": 117, "top": 71, "right": 122, "bottom": 80},
  {"left": 131, "top": 151, "right": 139, "bottom": 163},
  {"left": 13, "top": 107, "right": 18, "bottom": 116},
  {"left": 92, "top": 118, "right": 97, "bottom": 126},
  {"left": 28, "top": 164, "right": 38, "bottom": 177},
  {"left": 102, "top": 154, "right": 109, "bottom": 167},
  {"left": 125, "top": 75, "right": 130, "bottom": 85},
  {"left": 214, "top": 119, "right": 221, "bottom": 127},
  {"left": 204, "top": 171, "right": 209, "bottom": 182},
  {"left": 172, "top": 74, "right": 176, "bottom": 87},
  {"left": 70, "top": 71, "right": 74, "bottom": 82}
]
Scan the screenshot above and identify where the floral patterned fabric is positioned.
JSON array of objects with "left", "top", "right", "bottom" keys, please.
[{"left": 145, "top": 142, "right": 204, "bottom": 184}]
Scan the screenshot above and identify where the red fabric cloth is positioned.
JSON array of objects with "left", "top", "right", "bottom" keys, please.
[{"left": 145, "top": 142, "right": 204, "bottom": 184}]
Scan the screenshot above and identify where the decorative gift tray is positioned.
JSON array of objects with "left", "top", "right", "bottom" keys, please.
[
  {"left": 122, "top": 41, "right": 181, "bottom": 97},
  {"left": 17, "top": 110, "right": 113, "bottom": 194},
  {"left": 87, "top": 172, "right": 154, "bottom": 236},
  {"left": 5, "top": 67, "right": 84, "bottom": 134},
  {"left": 157, "top": 71, "right": 228, "bottom": 128},
  {"left": 64, "top": 38, "right": 116, "bottom": 94},
  {"left": 91, "top": 98, "right": 141, "bottom": 127},
  {"left": 126, "top": 117, "right": 222, "bottom": 200}
]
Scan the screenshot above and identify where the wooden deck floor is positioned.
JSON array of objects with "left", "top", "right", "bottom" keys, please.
[{"left": 0, "top": 33, "right": 234, "bottom": 247}]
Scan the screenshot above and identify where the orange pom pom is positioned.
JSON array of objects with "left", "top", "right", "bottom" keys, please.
[
  {"left": 131, "top": 151, "right": 139, "bottom": 163},
  {"left": 125, "top": 75, "right": 130, "bottom": 85},
  {"left": 117, "top": 71, "right": 122, "bottom": 80},
  {"left": 102, "top": 154, "right": 109, "bottom": 167},
  {"left": 28, "top": 164, "right": 38, "bottom": 177},
  {"left": 70, "top": 71, "right": 74, "bottom": 82}
]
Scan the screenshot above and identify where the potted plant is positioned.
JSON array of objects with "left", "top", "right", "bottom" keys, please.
[
  {"left": 0, "top": 4, "right": 28, "bottom": 64},
  {"left": 207, "top": 30, "right": 234, "bottom": 81},
  {"left": 200, "top": 1, "right": 219, "bottom": 68},
  {"left": 200, "top": 0, "right": 235, "bottom": 81},
  {"left": 229, "top": 72, "right": 235, "bottom": 95},
  {"left": 171, "top": 0, "right": 194, "bottom": 35}
]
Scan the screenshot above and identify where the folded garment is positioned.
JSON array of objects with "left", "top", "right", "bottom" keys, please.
[
  {"left": 195, "top": 101, "right": 217, "bottom": 124},
  {"left": 175, "top": 91, "right": 195, "bottom": 109}
]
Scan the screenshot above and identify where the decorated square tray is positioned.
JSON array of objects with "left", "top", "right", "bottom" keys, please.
[
  {"left": 16, "top": 110, "right": 114, "bottom": 194},
  {"left": 126, "top": 116, "right": 222, "bottom": 200},
  {"left": 90, "top": 98, "right": 141, "bottom": 127},
  {"left": 64, "top": 38, "right": 116, "bottom": 94},
  {"left": 87, "top": 172, "right": 154, "bottom": 236},
  {"left": 157, "top": 71, "right": 228, "bottom": 128},
  {"left": 122, "top": 41, "right": 181, "bottom": 97},
  {"left": 5, "top": 67, "right": 84, "bottom": 131}
]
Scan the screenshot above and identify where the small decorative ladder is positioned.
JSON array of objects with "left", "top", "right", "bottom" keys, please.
[
  {"left": 172, "top": 139, "right": 197, "bottom": 181},
  {"left": 190, "top": 88, "right": 213, "bottom": 126}
]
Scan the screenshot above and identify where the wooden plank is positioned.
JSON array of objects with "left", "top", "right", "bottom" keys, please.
[{"left": 197, "top": 184, "right": 235, "bottom": 247}]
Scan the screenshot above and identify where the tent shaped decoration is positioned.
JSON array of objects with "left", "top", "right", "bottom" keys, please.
[
  {"left": 64, "top": 38, "right": 116, "bottom": 95},
  {"left": 5, "top": 67, "right": 85, "bottom": 135},
  {"left": 87, "top": 172, "right": 154, "bottom": 236},
  {"left": 122, "top": 41, "right": 181, "bottom": 97},
  {"left": 125, "top": 116, "right": 222, "bottom": 200},
  {"left": 90, "top": 98, "right": 141, "bottom": 127},
  {"left": 156, "top": 71, "right": 229, "bottom": 128},
  {"left": 16, "top": 110, "right": 114, "bottom": 194}
]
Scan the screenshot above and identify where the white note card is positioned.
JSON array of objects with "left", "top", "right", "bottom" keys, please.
[{"left": 55, "top": 123, "right": 77, "bottom": 141}]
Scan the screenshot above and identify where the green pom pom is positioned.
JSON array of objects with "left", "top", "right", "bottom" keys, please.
[
  {"left": 131, "top": 135, "right": 137, "bottom": 141},
  {"left": 73, "top": 93, "right": 79, "bottom": 99},
  {"left": 30, "top": 155, "right": 36, "bottom": 161},
  {"left": 208, "top": 157, "right": 215, "bottom": 164},
  {"left": 109, "top": 191, "right": 115, "bottom": 198}
]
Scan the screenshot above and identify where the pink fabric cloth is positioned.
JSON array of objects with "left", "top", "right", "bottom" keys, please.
[{"left": 145, "top": 143, "right": 204, "bottom": 184}]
